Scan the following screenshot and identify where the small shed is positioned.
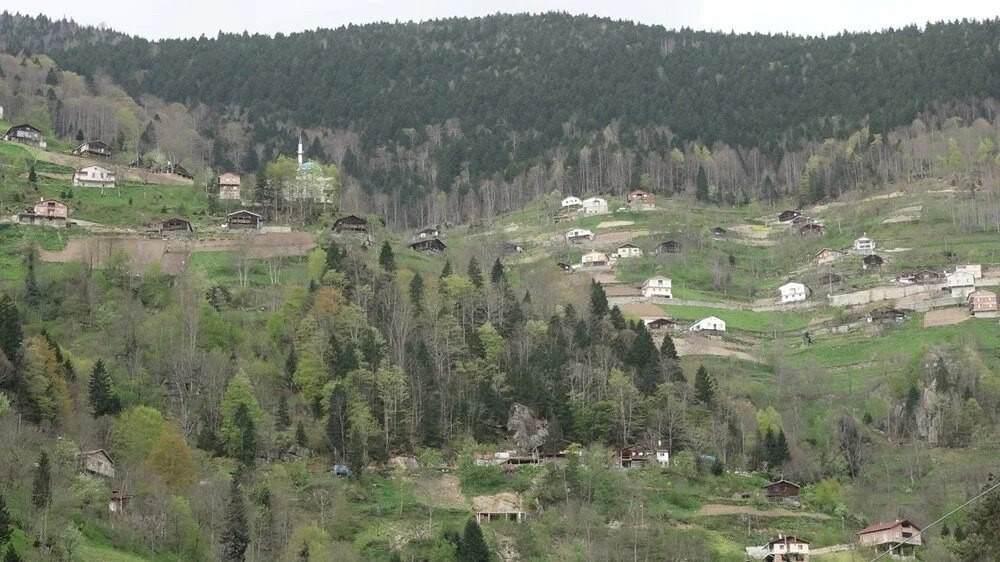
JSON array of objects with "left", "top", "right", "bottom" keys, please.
[
  {"left": 227, "top": 210, "right": 263, "bottom": 230},
  {"left": 799, "top": 223, "right": 824, "bottom": 236},
  {"left": 654, "top": 240, "right": 681, "bottom": 254},
  {"left": 109, "top": 491, "right": 132, "bottom": 513},
  {"left": 862, "top": 254, "right": 884, "bottom": 269},
  {"left": 711, "top": 226, "right": 728, "bottom": 237},
  {"left": 501, "top": 242, "right": 524, "bottom": 255},
  {"left": 160, "top": 217, "right": 193, "bottom": 235},
  {"left": 643, "top": 317, "right": 677, "bottom": 331},
  {"left": 763, "top": 479, "right": 800, "bottom": 498},
  {"left": 473, "top": 492, "right": 525, "bottom": 523},
  {"left": 778, "top": 210, "right": 802, "bottom": 222},
  {"left": 868, "top": 307, "right": 907, "bottom": 323},
  {"left": 80, "top": 449, "right": 116, "bottom": 479},
  {"left": 218, "top": 172, "right": 241, "bottom": 200}
]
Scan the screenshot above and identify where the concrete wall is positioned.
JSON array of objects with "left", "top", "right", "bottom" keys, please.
[{"left": 827, "top": 283, "right": 943, "bottom": 307}]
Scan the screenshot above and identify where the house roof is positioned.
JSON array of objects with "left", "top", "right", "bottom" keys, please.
[
  {"left": 77, "top": 164, "right": 113, "bottom": 173},
  {"left": 618, "top": 243, "right": 639, "bottom": 249},
  {"left": 763, "top": 479, "right": 800, "bottom": 489},
  {"left": 814, "top": 247, "right": 842, "bottom": 256},
  {"left": 81, "top": 449, "right": 115, "bottom": 465},
  {"left": 643, "top": 275, "right": 670, "bottom": 283},
  {"left": 858, "top": 519, "right": 920, "bottom": 535},
  {"left": 75, "top": 139, "right": 111, "bottom": 149},
  {"left": 334, "top": 214, "right": 367, "bottom": 224},
  {"left": 767, "top": 536, "right": 809, "bottom": 546},
  {"left": 227, "top": 210, "right": 262, "bottom": 218},
  {"left": 5, "top": 123, "right": 41, "bottom": 134},
  {"left": 692, "top": 316, "right": 724, "bottom": 326},
  {"left": 970, "top": 289, "right": 997, "bottom": 297}
]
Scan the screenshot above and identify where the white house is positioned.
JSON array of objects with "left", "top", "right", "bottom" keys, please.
[
  {"left": 581, "top": 251, "right": 611, "bottom": 266},
  {"left": 761, "top": 536, "right": 810, "bottom": 561},
  {"left": 581, "top": 197, "right": 608, "bottom": 215},
  {"left": 955, "top": 264, "right": 982, "bottom": 279},
  {"left": 947, "top": 270, "right": 975, "bottom": 288},
  {"left": 641, "top": 276, "right": 673, "bottom": 299},
  {"left": 565, "top": 228, "right": 594, "bottom": 243},
  {"left": 561, "top": 196, "right": 582, "bottom": 208},
  {"left": 778, "top": 282, "right": 810, "bottom": 303},
  {"left": 690, "top": 316, "right": 726, "bottom": 332},
  {"left": 655, "top": 441, "right": 670, "bottom": 467},
  {"left": 853, "top": 234, "right": 876, "bottom": 253},
  {"left": 73, "top": 165, "right": 116, "bottom": 188},
  {"left": 614, "top": 243, "right": 643, "bottom": 258}
]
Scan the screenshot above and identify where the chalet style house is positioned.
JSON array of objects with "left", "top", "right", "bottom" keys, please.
[
  {"left": 414, "top": 227, "right": 441, "bottom": 240},
  {"left": 813, "top": 248, "right": 844, "bottom": 264},
  {"left": 711, "top": 226, "right": 728, "bottom": 237},
  {"left": 969, "top": 289, "right": 998, "bottom": 316},
  {"left": 689, "top": 316, "right": 726, "bottom": 332},
  {"left": 616, "top": 444, "right": 669, "bottom": 469},
  {"left": 778, "top": 210, "right": 802, "bottom": 222},
  {"left": 19, "top": 198, "right": 70, "bottom": 226},
  {"left": 581, "top": 251, "right": 611, "bottom": 267},
  {"left": 627, "top": 189, "right": 655, "bottom": 209},
  {"left": 410, "top": 238, "right": 447, "bottom": 253},
  {"left": 868, "top": 307, "right": 907, "bottom": 323},
  {"left": 333, "top": 215, "right": 368, "bottom": 234},
  {"left": 898, "top": 269, "right": 942, "bottom": 285},
  {"left": 763, "top": 479, "right": 800, "bottom": 498},
  {"left": 778, "top": 282, "right": 810, "bottom": 303},
  {"left": 218, "top": 172, "right": 241, "bottom": 200},
  {"left": 72, "top": 140, "right": 113, "bottom": 158},
  {"left": 73, "top": 165, "right": 116, "bottom": 188},
  {"left": 857, "top": 519, "right": 922, "bottom": 556},
  {"left": 852, "top": 234, "right": 876, "bottom": 254},
  {"left": 561, "top": 196, "right": 582, "bottom": 208},
  {"left": 3, "top": 123, "right": 44, "bottom": 147},
  {"left": 613, "top": 243, "right": 643, "bottom": 258},
  {"left": 160, "top": 217, "right": 194, "bottom": 236},
  {"left": 761, "top": 535, "right": 810, "bottom": 562},
  {"left": 799, "top": 223, "right": 824, "bottom": 236},
  {"left": 581, "top": 196, "right": 608, "bottom": 215},
  {"left": 862, "top": 254, "right": 884, "bottom": 269},
  {"left": 80, "top": 449, "right": 116, "bottom": 479},
  {"left": 565, "top": 228, "right": 594, "bottom": 243},
  {"left": 643, "top": 317, "right": 677, "bottom": 331},
  {"left": 641, "top": 276, "right": 673, "bottom": 299},
  {"left": 227, "top": 210, "right": 263, "bottom": 229},
  {"left": 654, "top": 240, "right": 681, "bottom": 254}
]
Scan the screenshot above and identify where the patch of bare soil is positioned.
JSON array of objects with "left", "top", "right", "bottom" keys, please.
[
  {"left": 923, "top": 307, "right": 970, "bottom": 328},
  {"left": 35, "top": 150, "right": 194, "bottom": 186},
  {"left": 672, "top": 335, "right": 762, "bottom": 363},
  {"left": 621, "top": 303, "right": 665, "bottom": 318},
  {"left": 414, "top": 474, "right": 467, "bottom": 510},
  {"left": 596, "top": 220, "right": 634, "bottom": 229},
  {"left": 694, "top": 504, "right": 828, "bottom": 519},
  {"left": 587, "top": 230, "right": 649, "bottom": 248},
  {"left": 728, "top": 224, "right": 772, "bottom": 239}
]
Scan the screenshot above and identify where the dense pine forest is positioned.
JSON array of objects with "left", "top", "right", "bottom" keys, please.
[{"left": 2, "top": 12, "right": 1000, "bottom": 227}]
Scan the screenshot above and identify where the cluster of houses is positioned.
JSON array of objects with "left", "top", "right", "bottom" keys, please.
[
  {"left": 812, "top": 233, "right": 884, "bottom": 270},
  {"left": 558, "top": 189, "right": 656, "bottom": 219},
  {"left": 78, "top": 449, "right": 132, "bottom": 513},
  {"left": 778, "top": 209, "right": 825, "bottom": 236}
]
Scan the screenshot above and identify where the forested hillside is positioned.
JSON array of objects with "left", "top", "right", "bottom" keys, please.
[{"left": 1, "top": 12, "right": 1000, "bottom": 227}]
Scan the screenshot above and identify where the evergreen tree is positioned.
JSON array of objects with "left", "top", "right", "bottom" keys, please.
[
  {"left": 0, "top": 492, "right": 12, "bottom": 545},
  {"left": 31, "top": 451, "right": 50, "bottom": 509},
  {"left": 27, "top": 165, "right": 37, "bottom": 185},
  {"left": 459, "top": 518, "right": 491, "bottom": 562},
  {"left": 295, "top": 420, "right": 308, "bottom": 448},
  {"left": 490, "top": 258, "right": 505, "bottom": 285},
  {"left": 45, "top": 67, "right": 59, "bottom": 86},
  {"left": 88, "top": 359, "right": 121, "bottom": 417},
  {"left": 660, "top": 332, "right": 679, "bottom": 360},
  {"left": 4, "top": 548, "right": 20, "bottom": 562},
  {"left": 378, "top": 242, "right": 396, "bottom": 272},
  {"left": 0, "top": 294, "right": 22, "bottom": 361},
  {"left": 276, "top": 393, "right": 291, "bottom": 431},
  {"left": 324, "top": 241, "right": 344, "bottom": 271},
  {"left": 627, "top": 324, "right": 660, "bottom": 394},
  {"left": 440, "top": 259, "right": 452, "bottom": 278},
  {"left": 467, "top": 257, "right": 483, "bottom": 288},
  {"left": 608, "top": 306, "right": 626, "bottom": 330},
  {"left": 696, "top": 165, "right": 710, "bottom": 202},
  {"left": 222, "top": 479, "right": 250, "bottom": 562},
  {"left": 695, "top": 365, "right": 714, "bottom": 406},
  {"left": 75, "top": 128, "right": 84, "bottom": 142},
  {"left": 24, "top": 249, "right": 40, "bottom": 308},
  {"left": 409, "top": 272, "right": 425, "bottom": 314},
  {"left": 935, "top": 357, "right": 951, "bottom": 392},
  {"left": 774, "top": 430, "right": 790, "bottom": 466},
  {"left": 139, "top": 121, "right": 157, "bottom": 153},
  {"left": 590, "top": 281, "right": 608, "bottom": 318}
]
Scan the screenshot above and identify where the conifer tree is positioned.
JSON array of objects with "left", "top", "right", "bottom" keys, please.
[
  {"left": 490, "top": 258, "right": 505, "bottom": 285},
  {"left": 276, "top": 394, "right": 290, "bottom": 431},
  {"left": 0, "top": 294, "right": 21, "bottom": 361},
  {"left": 696, "top": 165, "right": 709, "bottom": 202},
  {"left": 695, "top": 364, "right": 714, "bottom": 406},
  {"left": 409, "top": 272, "right": 425, "bottom": 314},
  {"left": 459, "top": 518, "right": 490, "bottom": 562},
  {"left": 24, "top": 249, "right": 40, "bottom": 308},
  {"left": 609, "top": 306, "right": 626, "bottom": 330},
  {"left": 467, "top": 257, "right": 483, "bottom": 288},
  {"left": 4, "top": 548, "right": 20, "bottom": 562},
  {"left": 378, "top": 241, "right": 396, "bottom": 272},
  {"left": 590, "top": 281, "right": 608, "bottom": 318},
  {"left": 627, "top": 324, "right": 660, "bottom": 394},
  {"left": 75, "top": 128, "right": 84, "bottom": 142},
  {"left": 440, "top": 259, "right": 452, "bottom": 278},
  {"left": 31, "top": 451, "right": 50, "bottom": 509},
  {"left": 660, "top": 332, "right": 679, "bottom": 360},
  {"left": 0, "top": 492, "right": 12, "bottom": 545},
  {"left": 27, "top": 165, "right": 37, "bottom": 185},
  {"left": 88, "top": 359, "right": 121, "bottom": 417},
  {"left": 326, "top": 386, "right": 350, "bottom": 460},
  {"left": 232, "top": 403, "right": 256, "bottom": 467},
  {"left": 222, "top": 479, "right": 249, "bottom": 562},
  {"left": 295, "top": 420, "right": 308, "bottom": 448}
]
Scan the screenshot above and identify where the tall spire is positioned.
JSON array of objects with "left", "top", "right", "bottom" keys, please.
[{"left": 297, "top": 132, "right": 304, "bottom": 166}]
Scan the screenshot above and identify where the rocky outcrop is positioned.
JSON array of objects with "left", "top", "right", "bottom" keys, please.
[{"left": 507, "top": 403, "right": 548, "bottom": 454}]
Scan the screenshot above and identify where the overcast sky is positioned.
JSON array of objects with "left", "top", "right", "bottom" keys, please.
[{"left": 19, "top": 0, "right": 1000, "bottom": 39}]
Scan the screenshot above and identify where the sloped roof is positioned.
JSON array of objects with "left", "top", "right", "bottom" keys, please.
[{"left": 858, "top": 518, "right": 920, "bottom": 535}]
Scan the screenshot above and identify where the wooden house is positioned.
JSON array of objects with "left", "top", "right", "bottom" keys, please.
[
  {"left": 711, "top": 226, "right": 728, "bottom": 237},
  {"left": 616, "top": 444, "right": 668, "bottom": 469},
  {"left": 763, "top": 479, "right": 800, "bottom": 498},
  {"left": 641, "top": 276, "right": 673, "bottom": 299},
  {"left": 613, "top": 243, "right": 643, "bottom": 258},
  {"left": 561, "top": 196, "right": 582, "bottom": 208},
  {"left": 160, "top": 217, "right": 193, "bottom": 236},
  {"left": 414, "top": 227, "right": 440, "bottom": 239},
  {"left": 862, "top": 254, "right": 884, "bottom": 269},
  {"left": 473, "top": 493, "right": 525, "bottom": 523},
  {"left": 799, "top": 223, "right": 824, "bottom": 236},
  {"left": 218, "top": 172, "right": 241, "bottom": 200},
  {"left": 791, "top": 215, "right": 810, "bottom": 226},
  {"left": 409, "top": 238, "right": 447, "bottom": 253},
  {"left": 813, "top": 248, "right": 844, "bottom": 264},
  {"left": 778, "top": 210, "right": 802, "bottom": 222},
  {"left": 898, "top": 269, "right": 942, "bottom": 285},
  {"left": 227, "top": 210, "right": 263, "bottom": 230},
  {"left": 654, "top": 240, "right": 681, "bottom": 254},
  {"left": 109, "top": 490, "right": 132, "bottom": 513},
  {"left": 642, "top": 317, "right": 677, "bottom": 331},
  {"left": 19, "top": 198, "right": 70, "bottom": 226},
  {"left": 500, "top": 242, "right": 524, "bottom": 255},
  {"left": 556, "top": 262, "right": 573, "bottom": 272},
  {"left": 857, "top": 519, "right": 922, "bottom": 556},
  {"left": 3, "top": 123, "right": 44, "bottom": 146},
  {"left": 80, "top": 449, "right": 116, "bottom": 479},
  {"left": 969, "top": 289, "right": 998, "bottom": 316},
  {"left": 689, "top": 316, "right": 726, "bottom": 333},
  {"left": 565, "top": 228, "right": 594, "bottom": 243},
  {"left": 627, "top": 189, "right": 655, "bottom": 209},
  {"left": 581, "top": 251, "right": 611, "bottom": 267},
  {"left": 73, "top": 165, "right": 116, "bottom": 188},
  {"left": 762, "top": 535, "right": 810, "bottom": 562},
  {"left": 72, "top": 139, "right": 113, "bottom": 158},
  {"left": 333, "top": 215, "right": 369, "bottom": 234},
  {"left": 868, "top": 307, "right": 907, "bottom": 323}
]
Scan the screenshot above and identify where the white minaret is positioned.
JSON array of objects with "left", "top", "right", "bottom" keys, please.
[{"left": 297, "top": 133, "right": 304, "bottom": 166}]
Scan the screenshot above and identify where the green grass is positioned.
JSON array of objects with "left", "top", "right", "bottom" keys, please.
[
  {"left": 658, "top": 304, "right": 817, "bottom": 334},
  {"left": 76, "top": 541, "right": 153, "bottom": 562}
]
